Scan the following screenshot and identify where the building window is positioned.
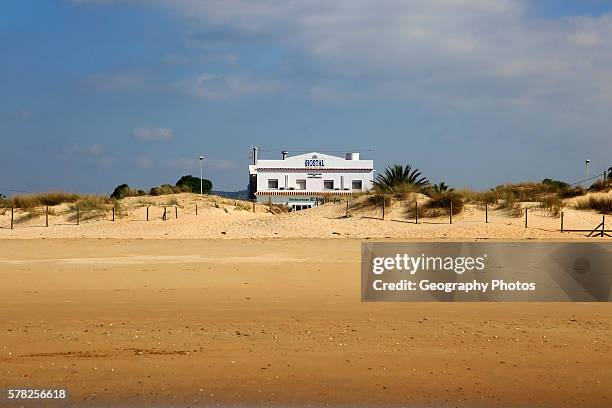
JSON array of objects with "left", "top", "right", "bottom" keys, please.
[
  {"left": 352, "top": 180, "right": 363, "bottom": 190},
  {"left": 296, "top": 179, "right": 306, "bottom": 190},
  {"left": 324, "top": 180, "right": 334, "bottom": 190},
  {"left": 268, "top": 179, "right": 279, "bottom": 189}
]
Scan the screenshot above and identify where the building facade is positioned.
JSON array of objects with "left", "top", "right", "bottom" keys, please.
[{"left": 249, "top": 150, "right": 374, "bottom": 210}]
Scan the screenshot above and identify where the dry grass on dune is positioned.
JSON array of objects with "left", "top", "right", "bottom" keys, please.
[
  {"left": 573, "top": 195, "right": 612, "bottom": 214},
  {"left": 4, "top": 191, "right": 80, "bottom": 209}
]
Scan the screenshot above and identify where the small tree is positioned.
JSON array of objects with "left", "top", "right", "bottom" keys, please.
[
  {"left": 111, "top": 184, "right": 134, "bottom": 199},
  {"left": 176, "top": 175, "right": 212, "bottom": 194}
]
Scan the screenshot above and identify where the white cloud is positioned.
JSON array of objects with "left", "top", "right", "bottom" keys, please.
[
  {"left": 136, "top": 155, "right": 153, "bottom": 168},
  {"left": 171, "top": 73, "right": 284, "bottom": 99},
  {"left": 152, "top": 1, "right": 612, "bottom": 115},
  {"left": 62, "top": 144, "right": 105, "bottom": 156},
  {"left": 73, "top": 1, "right": 612, "bottom": 126},
  {"left": 165, "top": 157, "right": 235, "bottom": 171},
  {"left": 207, "top": 159, "right": 235, "bottom": 170},
  {"left": 165, "top": 157, "right": 196, "bottom": 169},
  {"left": 132, "top": 126, "right": 174, "bottom": 141},
  {"left": 82, "top": 72, "right": 150, "bottom": 92}
]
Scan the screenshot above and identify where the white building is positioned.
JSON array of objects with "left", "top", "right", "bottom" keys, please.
[{"left": 248, "top": 150, "right": 374, "bottom": 210}]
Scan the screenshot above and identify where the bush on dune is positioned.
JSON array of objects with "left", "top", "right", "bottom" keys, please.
[
  {"left": 110, "top": 184, "right": 145, "bottom": 200},
  {"left": 573, "top": 196, "right": 612, "bottom": 214},
  {"left": 589, "top": 179, "right": 612, "bottom": 193},
  {"left": 425, "top": 191, "right": 464, "bottom": 216},
  {"left": 68, "top": 195, "right": 115, "bottom": 221},
  {"left": 150, "top": 184, "right": 188, "bottom": 196}
]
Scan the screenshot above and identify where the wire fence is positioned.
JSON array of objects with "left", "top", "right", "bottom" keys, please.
[{"left": 1, "top": 198, "right": 610, "bottom": 237}]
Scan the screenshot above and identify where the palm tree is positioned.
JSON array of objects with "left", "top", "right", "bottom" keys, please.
[
  {"left": 432, "top": 182, "right": 453, "bottom": 194},
  {"left": 374, "top": 164, "right": 429, "bottom": 191}
]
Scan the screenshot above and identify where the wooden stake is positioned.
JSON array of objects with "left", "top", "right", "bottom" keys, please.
[
  {"left": 602, "top": 215, "right": 606, "bottom": 238},
  {"left": 10, "top": 207, "right": 14, "bottom": 230},
  {"left": 252, "top": 199, "right": 256, "bottom": 213},
  {"left": 196, "top": 204, "right": 198, "bottom": 215},
  {"left": 415, "top": 200, "right": 418, "bottom": 224},
  {"left": 163, "top": 206, "right": 167, "bottom": 221},
  {"left": 175, "top": 206, "right": 178, "bottom": 219},
  {"left": 46, "top": 206, "right": 49, "bottom": 227},
  {"left": 112, "top": 207, "right": 115, "bottom": 222},
  {"left": 146, "top": 206, "right": 149, "bottom": 221},
  {"left": 524, "top": 208, "right": 528, "bottom": 228},
  {"left": 76, "top": 206, "right": 80, "bottom": 225},
  {"left": 560, "top": 212, "right": 564, "bottom": 232},
  {"left": 382, "top": 198, "right": 385, "bottom": 220},
  {"left": 485, "top": 204, "right": 488, "bottom": 223},
  {"left": 346, "top": 200, "right": 349, "bottom": 217},
  {"left": 450, "top": 202, "right": 453, "bottom": 224}
]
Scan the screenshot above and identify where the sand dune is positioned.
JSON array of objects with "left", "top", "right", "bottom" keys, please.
[{"left": 0, "top": 192, "right": 609, "bottom": 240}]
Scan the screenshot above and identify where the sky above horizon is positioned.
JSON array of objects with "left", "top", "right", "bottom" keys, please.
[{"left": 2, "top": 0, "right": 612, "bottom": 195}]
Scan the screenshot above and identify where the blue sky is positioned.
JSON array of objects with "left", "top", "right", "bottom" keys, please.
[{"left": 2, "top": 0, "right": 612, "bottom": 194}]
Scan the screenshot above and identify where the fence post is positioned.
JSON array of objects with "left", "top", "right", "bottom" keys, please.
[
  {"left": 76, "top": 206, "right": 80, "bottom": 225},
  {"left": 146, "top": 206, "right": 149, "bottom": 221},
  {"left": 11, "top": 207, "right": 14, "bottom": 230},
  {"left": 524, "top": 208, "right": 528, "bottom": 228},
  {"left": 450, "top": 202, "right": 453, "bottom": 224},
  {"left": 485, "top": 204, "right": 488, "bottom": 224},
  {"left": 46, "top": 206, "right": 49, "bottom": 227},
  {"left": 175, "top": 206, "right": 178, "bottom": 219},
  {"left": 560, "top": 211, "right": 564, "bottom": 232},
  {"left": 346, "top": 200, "right": 349, "bottom": 217},
  {"left": 415, "top": 200, "right": 418, "bottom": 224},
  {"left": 112, "top": 207, "right": 115, "bottom": 222},
  {"left": 602, "top": 215, "right": 606, "bottom": 238},
  {"left": 382, "top": 198, "right": 385, "bottom": 220}
]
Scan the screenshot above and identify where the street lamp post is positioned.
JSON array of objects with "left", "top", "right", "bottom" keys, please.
[
  {"left": 585, "top": 159, "right": 591, "bottom": 187},
  {"left": 199, "top": 156, "right": 204, "bottom": 194}
]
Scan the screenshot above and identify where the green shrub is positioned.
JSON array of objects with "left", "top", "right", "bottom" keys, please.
[
  {"left": 176, "top": 175, "right": 212, "bottom": 194},
  {"left": 542, "top": 178, "right": 570, "bottom": 191},
  {"left": 461, "top": 190, "right": 498, "bottom": 205},
  {"left": 150, "top": 184, "right": 182, "bottom": 196},
  {"left": 367, "top": 194, "right": 392, "bottom": 207},
  {"left": 589, "top": 179, "right": 612, "bottom": 192},
  {"left": 110, "top": 184, "right": 143, "bottom": 199},
  {"left": 69, "top": 196, "right": 114, "bottom": 220},
  {"left": 558, "top": 186, "right": 585, "bottom": 199},
  {"left": 426, "top": 191, "right": 464, "bottom": 215}
]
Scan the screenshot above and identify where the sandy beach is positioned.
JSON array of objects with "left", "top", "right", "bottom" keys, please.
[{"left": 1, "top": 238, "right": 611, "bottom": 407}]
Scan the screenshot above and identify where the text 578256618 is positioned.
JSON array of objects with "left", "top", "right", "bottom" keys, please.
[{"left": 7, "top": 389, "right": 67, "bottom": 399}]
